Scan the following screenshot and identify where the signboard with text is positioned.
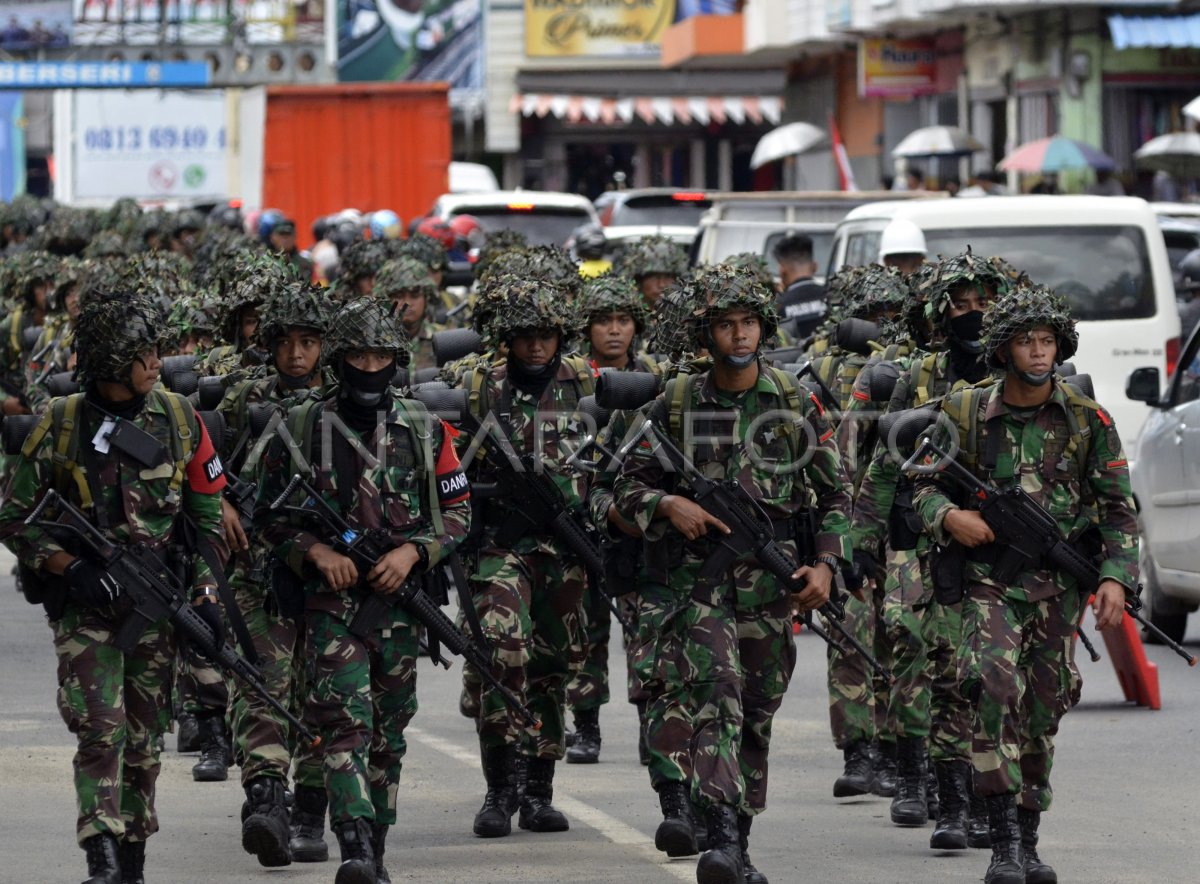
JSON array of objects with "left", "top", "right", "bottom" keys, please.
[
  {"left": 525, "top": 0, "right": 676, "bottom": 58},
  {"left": 69, "top": 90, "right": 226, "bottom": 201},
  {"left": 859, "top": 37, "right": 937, "bottom": 98},
  {"left": 0, "top": 61, "right": 210, "bottom": 88}
]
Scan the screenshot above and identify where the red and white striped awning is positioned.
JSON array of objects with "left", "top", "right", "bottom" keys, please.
[{"left": 510, "top": 93, "right": 782, "bottom": 126}]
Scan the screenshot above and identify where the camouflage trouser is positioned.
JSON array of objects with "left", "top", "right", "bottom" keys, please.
[
  {"left": 306, "top": 609, "right": 418, "bottom": 826},
  {"left": 469, "top": 548, "right": 586, "bottom": 758},
  {"left": 565, "top": 583, "right": 640, "bottom": 713},
  {"left": 633, "top": 581, "right": 693, "bottom": 790},
  {"left": 880, "top": 548, "right": 931, "bottom": 739},
  {"left": 228, "top": 576, "right": 323, "bottom": 787},
  {"left": 962, "top": 584, "right": 1081, "bottom": 811},
  {"left": 53, "top": 602, "right": 175, "bottom": 845},
  {"left": 826, "top": 584, "right": 878, "bottom": 748},
  {"left": 175, "top": 649, "right": 228, "bottom": 718},
  {"left": 923, "top": 598, "right": 971, "bottom": 763}
]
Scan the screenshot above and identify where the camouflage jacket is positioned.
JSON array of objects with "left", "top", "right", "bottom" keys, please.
[
  {"left": 456, "top": 357, "right": 594, "bottom": 556},
  {"left": 0, "top": 389, "right": 228, "bottom": 596},
  {"left": 912, "top": 378, "right": 1138, "bottom": 602},
  {"left": 257, "top": 391, "right": 472, "bottom": 621},
  {"left": 614, "top": 362, "right": 852, "bottom": 607},
  {"left": 0, "top": 304, "right": 37, "bottom": 395},
  {"left": 408, "top": 318, "right": 447, "bottom": 373},
  {"left": 836, "top": 341, "right": 919, "bottom": 491},
  {"left": 23, "top": 314, "right": 75, "bottom": 413},
  {"left": 215, "top": 370, "right": 327, "bottom": 479}
]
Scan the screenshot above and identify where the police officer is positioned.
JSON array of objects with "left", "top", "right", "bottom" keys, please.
[
  {"left": 0, "top": 292, "right": 228, "bottom": 884},
  {"left": 615, "top": 267, "right": 852, "bottom": 884},
  {"left": 259, "top": 298, "right": 471, "bottom": 884},
  {"left": 913, "top": 285, "right": 1137, "bottom": 884},
  {"left": 454, "top": 277, "right": 593, "bottom": 839}
]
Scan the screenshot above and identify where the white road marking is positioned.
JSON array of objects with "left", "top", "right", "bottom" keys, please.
[{"left": 407, "top": 725, "right": 696, "bottom": 881}]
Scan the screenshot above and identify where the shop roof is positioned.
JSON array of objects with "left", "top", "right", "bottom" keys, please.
[{"left": 1109, "top": 13, "right": 1200, "bottom": 50}]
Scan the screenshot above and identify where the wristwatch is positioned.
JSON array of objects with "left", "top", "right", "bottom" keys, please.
[
  {"left": 815, "top": 554, "right": 840, "bottom": 573},
  {"left": 413, "top": 543, "right": 430, "bottom": 572}
]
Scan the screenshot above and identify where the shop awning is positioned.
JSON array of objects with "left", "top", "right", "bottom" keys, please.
[
  {"left": 1109, "top": 13, "right": 1200, "bottom": 50},
  {"left": 509, "top": 93, "right": 782, "bottom": 126}
]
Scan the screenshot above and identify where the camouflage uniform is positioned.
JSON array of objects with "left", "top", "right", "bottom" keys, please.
[
  {"left": 913, "top": 286, "right": 1137, "bottom": 880},
  {"left": 616, "top": 270, "right": 851, "bottom": 880},
  {"left": 375, "top": 255, "right": 445, "bottom": 373},
  {"left": 259, "top": 298, "right": 471, "bottom": 876},
  {"left": 0, "top": 294, "right": 227, "bottom": 878}
]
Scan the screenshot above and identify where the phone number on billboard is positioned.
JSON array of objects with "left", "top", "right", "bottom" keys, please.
[{"left": 83, "top": 126, "right": 226, "bottom": 152}]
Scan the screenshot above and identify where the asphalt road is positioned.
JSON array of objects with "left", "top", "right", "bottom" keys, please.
[{"left": 3, "top": 561, "right": 1198, "bottom": 883}]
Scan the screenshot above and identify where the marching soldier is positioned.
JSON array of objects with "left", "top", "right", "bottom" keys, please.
[
  {"left": 616, "top": 268, "right": 852, "bottom": 884},
  {"left": 375, "top": 255, "right": 445, "bottom": 373},
  {"left": 259, "top": 298, "right": 471, "bottom": 884},
  {"left": 0, "top": 292, "right": 228, "bottom": 884},
  {"left": 913, "top": 285, "right": 1136, "bottom": 884}
]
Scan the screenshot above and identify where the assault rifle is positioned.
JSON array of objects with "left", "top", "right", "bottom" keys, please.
[
  {"left": 635, "top": 419, "right": 893, "bottom": 683},
  {"left": 25, "top": 489, "right": 321, "bottom": 745},
  {"left": 456, "top": 407, "right": 635, "bottom": 639},
  {"left": 902, "top": 435, "right": 1197, "bottom": 667},
  {"left": 270, "top": 474, "right": 542, "bottom": 729}
]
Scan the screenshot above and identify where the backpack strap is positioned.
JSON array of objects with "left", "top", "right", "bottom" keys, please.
[
  {"left": 666, "top": 373, "right": 695, "bottom": 440},
  {"left": 396, "top": 397, "right": 444, "bottom": 536},
  {"left": 156, "top": 389, "right": 196, "bottom": 498},
  {"left": 912, "top": 353, "right": 938, "bottom": 406},
  {"left": 284, "top": 396, "right": 324, "bottom": 478},
  {"left": 9, "top": 306, "right": 24, "bottom": 359},
  {"left": 767, "top": 365, "right": 808, "bottom": 458},
  {"left": 37, "top": 394, "right": 94, "bottom": 510},
  {"left": 1056, "top": 381, "right": 1097, "bottom": 491},
  {"left": 466, "top": 364, "right": 491, "bottom": 422}
]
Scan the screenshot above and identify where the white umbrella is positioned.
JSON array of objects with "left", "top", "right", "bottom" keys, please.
[
  {"left": 1183, "top": 95, "right": 1200, "bottom": 122},
  {"left": 749, "top": 122, "right": 828, "bottom": 170},
  {"left": 1133, "top": 132, "right": 1200, "bottom": 178},
  {"left": 892, "top": 125, "right": 984, "bottom": 158}
]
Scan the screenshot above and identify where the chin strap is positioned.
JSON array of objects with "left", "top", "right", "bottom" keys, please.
[
  {"left": 1010, "top": 365, "right": 1053, "bottom": 387},
  {"left": 721, "top": 351, "right": 758, "bottom": 368}
]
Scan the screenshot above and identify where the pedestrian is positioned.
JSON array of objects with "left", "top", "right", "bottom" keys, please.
[
  {"left": 773, "top": 233, "right": 826, "bottom": 340},
  {"left": 0, "top": 292, "right": 228, "bottom": 884}
]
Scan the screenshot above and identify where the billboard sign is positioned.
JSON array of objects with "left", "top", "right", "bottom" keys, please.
[
  {"left": 859, "top": 37, "right": 937, "bottom": 98},
  {"left": 525, "top": 0, "right": 676, "bottom": 58}
]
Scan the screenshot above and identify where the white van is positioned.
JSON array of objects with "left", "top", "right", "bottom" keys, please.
[
  {"left": 430, "top": 190, "right": 599, "bottom": 247},
  {"left": 827, "top": 196, "right": 1181, "bottom": 447}
]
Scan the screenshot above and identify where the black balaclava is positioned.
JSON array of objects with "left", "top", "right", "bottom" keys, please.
[{"left": 338, "top": 358, "right": 395, "bottom": 431}]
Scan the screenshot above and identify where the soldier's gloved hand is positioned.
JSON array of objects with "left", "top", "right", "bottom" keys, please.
[
  {"left": 64, "top": 558, "right": 122, "bottom": 607},
  {"left": 192, "top": 596, "right": 226, "bottom": 654}
]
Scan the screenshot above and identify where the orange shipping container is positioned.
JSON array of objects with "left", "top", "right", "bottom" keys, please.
[{"left": 262, "top": 83, "right": 451, "bottom": 248}]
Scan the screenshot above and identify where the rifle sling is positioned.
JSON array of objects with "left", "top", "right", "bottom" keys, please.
[
  {"left": 448, "top": 553, "right": 488, "bottom": 648},
  {"left": 188, "top": 516, "right": 260, "bottom": 666}
]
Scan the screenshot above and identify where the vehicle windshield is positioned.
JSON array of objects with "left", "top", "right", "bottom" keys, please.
[
  {"left": 922, "top": 226, "right": 1155, "bottom": 321},
  {"left": 709, "top": 226, "right": 833, "bottom": 278},
  {"left": 462, "top": 207, "right": 593, "bottom": 246},
  {"left": 610, "top": 195, "right": 711, "bottom": 228}
]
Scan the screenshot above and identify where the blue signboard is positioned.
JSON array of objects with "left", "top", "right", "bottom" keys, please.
[{"left": 0, "top": 61, "right": 210, "bottom": 88}]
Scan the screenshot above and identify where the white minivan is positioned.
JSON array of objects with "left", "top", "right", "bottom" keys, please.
[{"left": 827, "top": 196, "right": 1181, "bottom": 448}]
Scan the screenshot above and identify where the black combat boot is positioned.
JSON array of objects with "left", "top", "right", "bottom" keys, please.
[
  {"left": 929, "top": 760, "right": 969, "bottom": 850},
  {"left": 737, "top": 814, "right": 768, "bottom": 884},
  {"left": 371, "top": 823, "right": 391, "bottom": 884},
  {"left": 191, "top": 712, "right": 230, "bottom": 782},
  {"left": 518, "top": 756, "right": 570, "bottom": 832},
  {"left": 833, "top": 739, "right": 873, "bottom": 797},
  {"left": 118, "top": 840, "right": 144, "bottom": 884},
  {"left": 636, "top": 700, "right": 651, "bottom": 766},
  {"left": 289, "top": 783, "right": 330, "bottom": 862},
  {"left": 926, "top": 758, "right": 940, "bottom": 818},
  {"left": 176, "top": 712, "right": 201, "bottom": 753},
  {"left": 473, "top": 743, "right": 518, "bottom": 837},
  {"left": 81, "top": 833, "right": 121, "bottom": 884},
  {"left": 1019, "top": 807, "right": 1057, "bottom": 884},
  {"left": 331, "top": 819, "right": 376, "bottom": 884},
  {"left": 968, "top": 782, "right": 992, "bottom": 848},
  {"left": 871, "top": 739, "right": 898, "bottom": 797},
  {"left": 242, "top": 776, "right": 292, "bottom": 867},
  {"left": 889, "top": 736, "right": 929, "bottom": 826},
  {"left": 565, "top": 707, "right": 601, "bottom": 764},
  {"left": 653, "top": 781, "right": 698, "bottom": 857},
  {"left": 984, "top": 795, "right": 1025, "bottom": 884},
  {"left": 695, "top": 804, "right": 744, "bottom": 884}
]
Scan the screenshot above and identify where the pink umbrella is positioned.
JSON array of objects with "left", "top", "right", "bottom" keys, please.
[{"left": 998, "top": 136, "right": 1115, "bottom": 173}]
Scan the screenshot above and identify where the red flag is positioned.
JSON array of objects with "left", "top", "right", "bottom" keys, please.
[{"left": 829, "top": 113, "right": 858, "bottom": 192}]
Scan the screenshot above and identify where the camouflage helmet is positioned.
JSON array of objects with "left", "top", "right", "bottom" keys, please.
[
  {"left": 483, "top": 275, "right": 578, "bottom": 350},
  {"left": 76, "top": 293, "right": 170, "bottom": 383},
  {"left": 338, "top": 239, "right": 392, "bottom": 285},
  {"left": 822, "top": 265, "right": 869, "bottom": 324},
  {"left": 647, "top": 276, "right": 700, "bottom": 359},
  {"left": 12, "top": 251, "right": 60, "bottom": 305},
  {"left": 692, "top": 263, "right": 779, "bottom": 345},
  {"left": 257, "top": 281, "right": 332, "bottom": 348},
  {"left": 474, "top": 229, "right": 528, "bottom": 280},
  {"left": 981, "top": 283, "right": 1078, "bottom": 369},
  {"left": 477, "top": 248, "right": 529, "bottom": 288},
  {"left": 219, "top": 253, "right": 294, "bottom": 345},
  {"left": 399, "top": 232, "right": 449, "bottom": 273},
  {"left": 620, "top": 234, "right": 688, "bottom": 279},
  {"left": 84, "top": 230, "right": 129, "bottom": 259},
  {"left": 375, "top": 255, "right": 437, "bottom": 299},
  {"left": 325, "top": 297, "right": 412, "bottom": 369},
  {"left": 925, "top": 248, "right": 1013, "bottom": 327},
  {"left": 577, "top": 274, "right": 651, "bottom": 334},
  {"left": 847, "top": 264, "right": 912, "bottom": 319},
  {"left": 722, "top": 253, "right": 776, "bottom": 291},
  {"left": 50, "top": 256, "right": 87, "bottom": 311},
  {"left": 119, "top": 251, "right": 193, "bottom": 314},
  {"left": 167, "top": 291, "right": 221, "bottom": 341},
  {"left": 34, "top": 206, "right": 99, "bottom": 256},
  {"left": 522, "top": 245, "right": 582, "bottom": 298}
]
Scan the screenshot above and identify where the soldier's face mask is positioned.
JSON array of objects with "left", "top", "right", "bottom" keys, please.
[
  {"left": 340, "top": 357, "right": 395, "bottom": 406},
  {"left": 947, "top": 310, "right": 985, "bottom": 353}
]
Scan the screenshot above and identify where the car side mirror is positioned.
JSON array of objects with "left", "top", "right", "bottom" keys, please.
[{"left": 1126, "top": 367, "right": 1162, "bottom": 406}]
